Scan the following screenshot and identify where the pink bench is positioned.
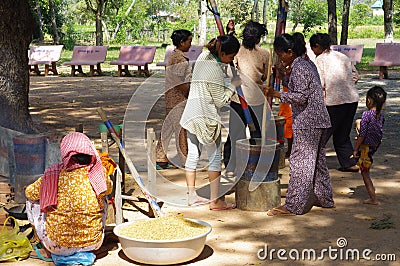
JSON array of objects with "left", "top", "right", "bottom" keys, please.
[
  {"left": 331, "top": 44, "right": 364, "bottom": 65},
  {"left": 185, "top": 45, "right": 204, "bottom": 62},
  {"left": 156, "top": 45, "right": 204, "bottom": 68},
  {"left": 28, "top": 45, "right": 63, "bottom": 76},
  {"left": 110, "top": 46, "right": 157, "bottom": 77},
  {"left": 63, "top": 46, "right": 108, "bottom": 77},
  {"left": 156, "top": 45, "right": 174, "bottom": 67},
  {"left": 369, "top": 43, "right": 400, "bottom": 79}
]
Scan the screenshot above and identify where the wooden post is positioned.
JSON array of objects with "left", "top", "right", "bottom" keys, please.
[
  {"left": 100, "top": 132, "right": 109, "bottom": 153},
  {"left": 261, "top": 48, "right": 273, "bottom": 146},
  {"left": 147, "top": 128, "right": 156, "bottom": 217},
  {"left": 147, "top": 128, "right": 156, "bottom": 192}
]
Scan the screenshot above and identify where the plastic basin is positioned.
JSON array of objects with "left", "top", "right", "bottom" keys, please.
[{"left": 113, "top": 218, "right": 212, "bottom": 265}]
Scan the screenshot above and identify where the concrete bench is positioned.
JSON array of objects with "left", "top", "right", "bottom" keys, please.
[
  {"left": 156, "top": 45, "right": 174, "bottom": 67},
  {"left": 156, "top": 45, "right": 203, "bottom": 68},
  {"left": 331, "top": 44, "right": 364, "bottom": 65},
  {"left": 369, "top": 43, "right": 400, "bottom": 79},
  {"left": 63, "top": 46, "right": 108, "bottom": 77},
  {"left": 28, "top": 45, "right": 63, "bottom": 76},
  {"left": 110, "top": 46, "right": 157, "bottom": 77},
  {"left": 185, "top": 45, "right": 204, "bottom": 62}
]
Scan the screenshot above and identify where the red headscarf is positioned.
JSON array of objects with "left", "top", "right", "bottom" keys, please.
[{"left": 39, "top": 132, "right": 107, "bottom": 212}]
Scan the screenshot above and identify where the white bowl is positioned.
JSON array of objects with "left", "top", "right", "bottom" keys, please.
[{"left": 113, "top": 218, "right": 212, "bottom": 265}]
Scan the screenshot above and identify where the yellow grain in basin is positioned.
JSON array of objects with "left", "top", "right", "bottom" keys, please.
[{"left": 118, "top": 216, "right": 209, "bottom": 241}]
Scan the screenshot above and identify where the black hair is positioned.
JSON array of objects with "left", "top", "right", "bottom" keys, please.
[
  {"left": 72, "top": 153, "right": 92, "bottom": 165},
  {"left": 171, "top": 29, "right": 192, "bottom": 48},
  {"left": 292, "top": 32, "right": 306, "bottom": 46},
  {"left": 206, "top": 34, "right": 240, "bottom": 57},
  {"left": 309, "top": 33, "right": 332, "bottom": 50},
  {"left": 242, "top": 20, "right": 268, "bottom": 50},
  {"left": 273, "top": 33, "right": 306, "bottom": 57},
  {"left": 226, "top": 19, "right": 235, "bottom": 35},
  {"left": 367, "top": 86, "right": 387, "bottom": 118}
]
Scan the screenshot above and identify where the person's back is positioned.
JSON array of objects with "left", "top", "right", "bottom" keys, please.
[
  {"left": 235, "top": 46, "right": 269, "bottom": 105},
  {"left": 45, "top": 166, "right": 106, "bottom": 247},
  {"left": 25, "top": 132, "right": 112, "bottom": 258},
  {"left": 315, "top": 49, "right": 359, "bottom": 106}
]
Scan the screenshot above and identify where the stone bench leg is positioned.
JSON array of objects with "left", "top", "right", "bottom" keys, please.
[
  {"left": 30, "top": 65, "right": 41, "bottom": 75},
  {"left": 379, "top": 66, "right": 388, "bottom": 80},
  {"left": 44, "top": 62, "right": 58, "bottom": 76}
]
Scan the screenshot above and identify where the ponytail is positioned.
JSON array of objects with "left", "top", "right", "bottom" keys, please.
[{"left": 367, "top": 86, "right": 387, "bottom": 119}]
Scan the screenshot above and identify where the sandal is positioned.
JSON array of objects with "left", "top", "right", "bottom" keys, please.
[
  {"left": 156, "top": 162, "right": 178, "bottom": 170},
  {"left": 31, "top": 243, "right": 53, "bottom": 262}
]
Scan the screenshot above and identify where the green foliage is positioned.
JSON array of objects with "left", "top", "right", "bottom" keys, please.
[
  {"left": 296, "top": 0, "right": 327, "bottom": 33},
  {"left": 29, "top": 0, "right": 65, "bottom": 42},
  {"left": 218, "top": 0, "right": 254, "bottom": 25},
  {"left": 394, "top": 0, "right": 400, "bottom": 25},
  {"left": 350, "top": 4, "right": 372, "bottom": 27}
]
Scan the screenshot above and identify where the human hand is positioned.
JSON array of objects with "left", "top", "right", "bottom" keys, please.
[
  {"left": 262, "top": 86, "right": 279, "bottom": 98},
  {"left": 352, "top": 150, "right": 359, "bottom": 159},
  {"left": 231, "top": 76, "right": 242, "bottom": 88}
]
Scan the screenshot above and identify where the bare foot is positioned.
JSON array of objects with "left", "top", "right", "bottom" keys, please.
[
  {"left": 209, "top": 199, "right": 236, "bottom": 211},
  {"left": 188, "top": 195, "right": 210, "bottom": 206},
  {"left": 267, "top": 206, "right": 295, "bottom": 216},
  {"left": 363, "top": 198, "right": 380, "bottom": 205}
]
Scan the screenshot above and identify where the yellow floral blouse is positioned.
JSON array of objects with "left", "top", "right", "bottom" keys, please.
[{"left": 25, "top": 167, "right": 112, "bottom": 248}]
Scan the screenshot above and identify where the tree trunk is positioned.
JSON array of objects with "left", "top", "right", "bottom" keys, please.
[
  {"left": 383, "top": 0, "right": 393, "bottom": 42},
  {"left": 111, "top": 0, "right": 136, "bottom": 40},
  {"left": 327, "top": 0, "right": 338, "bottom": 44},
  {"left": 49, "top": 0, "right": 60, "bottom": 44},
  {"left": 0, "top": 0, "right": 36, "bottom": 133},
  {"left": 291, "top": 0, "right": 303, "bottom": 32},
  {"left": 85, "top": 0, "right": 105, "bottom": 46},
  {"left": 198, "top": 0, "right": 207, "bottom": 46},
  {"left": 96, "top": 5, "right": 104, "bottom": 46},
  {"left": 262, "top": 0, "right": 268, "bottom": 42},
  {"left": 340, "top": 0, "right": 351, "bottom": 45},
  {"left": 35, "top": 0, "right": 44, "bottom": 42},
  {"left": 251, "top": 0, "right": 259, "bottom": 22}
]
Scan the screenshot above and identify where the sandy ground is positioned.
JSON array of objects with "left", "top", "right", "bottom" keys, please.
[{"left": 3, "top": 67, "right": 400, "bottom": 265}]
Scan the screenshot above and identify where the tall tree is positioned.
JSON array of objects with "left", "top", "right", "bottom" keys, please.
[
  {"left": 110, "top": 0, "right": 136, "bottom": 40},
  {"left": 383, "top": 0, "right": 394, "bottom": 42},
  {"left": 198, "top": 0, "right": 207, "bottom": 45},
  {"left": 252, "top": 0, "right": 259, "bottom": 22},
  {"left": 290, "top": 0, "right": 304, "bottom": 32},
  {"left": 49, "top": 0, "right": 61, "bottom": 44},
  {"left": 262, "top": 0, "right": 268, "bottom": 42},
  {"left": 328, "top": 0, "right": 338, "bottom": 44},
  {"left": 35, "top": 0, "right": 45, "bottom": 42},
  {"left": 340, "top": 0, "right": 351, "bottom": 44},
  {"left": 0, "top": 0, "right": 36, "bottom": 133},
  {"left": 85, "top": 0, "right": 107, "bottom": 46}
]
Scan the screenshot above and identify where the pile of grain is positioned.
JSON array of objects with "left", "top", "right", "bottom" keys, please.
[{"left": 118, "top": 216, "right": 209, "bottom": 240}]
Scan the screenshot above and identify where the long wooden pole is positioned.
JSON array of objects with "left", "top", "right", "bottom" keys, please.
[
  {"left": 208, "top": 0, "right": 256, "bottom": 134},
  {"left": 261, "top": 48, "right": 273, "bottom": 146},
  {"left": 97, "top": 107, "right": 163, "bottom": 217}
]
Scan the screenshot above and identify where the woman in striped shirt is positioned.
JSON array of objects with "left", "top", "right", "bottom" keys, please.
[{"left": 180, "top": 34, "right": 240, "bottom": 210}]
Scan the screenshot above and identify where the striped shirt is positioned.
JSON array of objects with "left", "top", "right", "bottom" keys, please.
[{"left": 180, "top": 50, "right": 235, "bottom": 144}]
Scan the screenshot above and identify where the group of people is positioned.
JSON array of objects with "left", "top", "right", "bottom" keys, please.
[
  {"left": 155, "top": 23, "right": 387, "bottom": 215},
  {"left": 24, "top": 20, "right": 387, "bottom": 261}
]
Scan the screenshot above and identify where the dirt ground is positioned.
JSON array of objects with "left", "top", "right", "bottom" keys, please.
[{"left": 4, "top": 67, "right": 400, "bottom": 265}]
